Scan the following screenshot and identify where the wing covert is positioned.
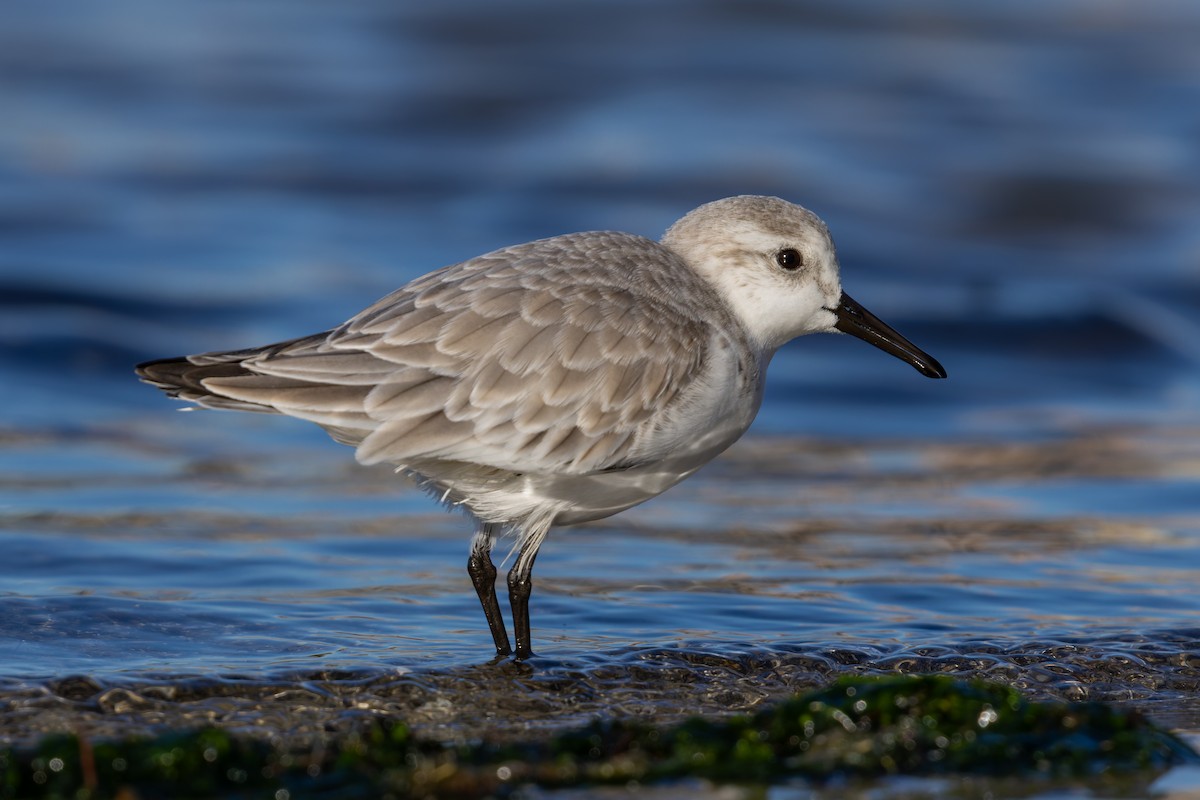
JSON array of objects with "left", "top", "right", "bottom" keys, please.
[{"left": 205, "top": 232, "right": 723, "bottom": 474}]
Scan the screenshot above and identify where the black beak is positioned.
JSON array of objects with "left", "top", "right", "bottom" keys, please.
[{"left": 831, "top": 292, "right": 947, "bottom": 379}]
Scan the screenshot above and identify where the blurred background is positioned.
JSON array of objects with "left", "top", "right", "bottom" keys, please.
[{"left": 1, "top": 0, "right": 1198, "bottom": 745}]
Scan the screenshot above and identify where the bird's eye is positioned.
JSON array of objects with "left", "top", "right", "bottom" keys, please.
[{"left": 775, "top": 248, "right": 803, "bottom": 270}]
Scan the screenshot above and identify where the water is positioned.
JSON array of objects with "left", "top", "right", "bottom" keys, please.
[{"left": 2, "top": 0, "right": 1199, "bottom": 791}]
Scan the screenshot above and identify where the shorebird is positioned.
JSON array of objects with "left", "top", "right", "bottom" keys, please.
[{"left": 137, "top": 195, "right": 946, "bottom": 659}]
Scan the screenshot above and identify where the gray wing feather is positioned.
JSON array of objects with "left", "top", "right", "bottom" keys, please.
[{"left": 191, "top": 232, "right": 725, "bottom": 473}]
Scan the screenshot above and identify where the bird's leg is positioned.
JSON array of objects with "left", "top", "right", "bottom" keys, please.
[
  {"left": 468, "top": 524, "right": 511, "bottom": 658},
  {"left": 507, "top": 539, "right": 540, "bottom": 661}
]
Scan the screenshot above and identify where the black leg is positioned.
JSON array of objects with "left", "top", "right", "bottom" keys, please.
[
  {"left": 507, "top": 542, "right": 539, "bottom": 661},
  {"left": 468, "top": 525, "right": 511, "bottom": 658}
]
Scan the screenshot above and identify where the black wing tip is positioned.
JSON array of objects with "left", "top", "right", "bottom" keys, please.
[
  {"left": 135, "top": 355, "right": 185, "bottom": 378},
  {"left": 135, "top": 354, "right": 249, "bottom": 397},
  {"left": 134, "top": 356, "right": 201, "bottom": 393}
]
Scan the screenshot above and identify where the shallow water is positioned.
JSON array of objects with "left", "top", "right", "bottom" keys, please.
[
  {"left": 2, "top": 0, "right": 1199, "bottom": 792},
  {"left": 3, "top": 422, "right": 1198, "bottom": 747}
]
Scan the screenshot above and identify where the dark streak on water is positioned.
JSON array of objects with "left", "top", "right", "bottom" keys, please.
[{"left": 1, "top": 1, "right": 1199, "bottom": 788}]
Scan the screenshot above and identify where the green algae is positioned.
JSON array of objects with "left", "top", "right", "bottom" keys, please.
[{"left": 3, "top": 675, "right": 1194, "bottom": 799}]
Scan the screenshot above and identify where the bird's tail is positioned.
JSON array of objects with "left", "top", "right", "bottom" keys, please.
[
  {"left": 136, "top": 352, "right": 267, "bottom": 412},
  {"left": 135, "top": 333, "right": 325, "bottom": 413}
]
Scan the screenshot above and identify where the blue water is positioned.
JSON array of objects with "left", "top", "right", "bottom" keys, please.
[{"left": 1, "top": 0, "right": 1198, "bottom": 783}]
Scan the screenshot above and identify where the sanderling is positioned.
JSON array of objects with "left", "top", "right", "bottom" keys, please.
[{"left": 137, "top": 195, "right": 946, "bottom": 659}]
